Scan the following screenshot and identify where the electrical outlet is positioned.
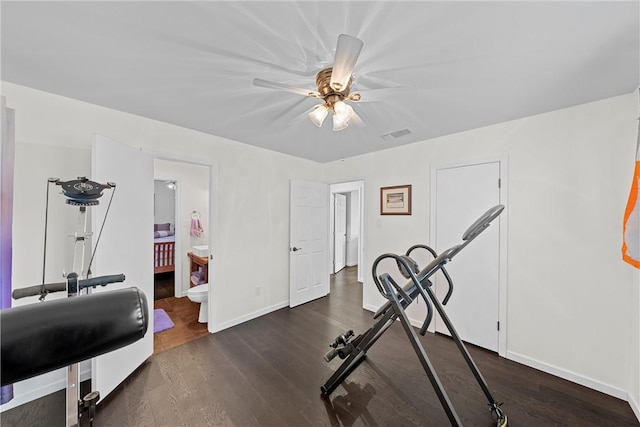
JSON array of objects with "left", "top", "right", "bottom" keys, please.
[{"left": 255, "top": 286, "right": 262, "bottom": 296}]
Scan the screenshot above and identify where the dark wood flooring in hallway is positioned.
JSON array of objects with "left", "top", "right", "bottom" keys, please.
[{"left": 2, "top": 266, "right": 638, "bottom": 426}]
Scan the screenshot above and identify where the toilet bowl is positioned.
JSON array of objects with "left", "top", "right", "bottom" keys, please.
[{"left": 187, "top": 283, "right": 208, "bottom": 323}]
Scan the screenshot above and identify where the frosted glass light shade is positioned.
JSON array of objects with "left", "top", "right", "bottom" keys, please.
[
  {"left": 332, "top": 101, "right": 354, "bottom": 131},
  {"left": 308, "top": 105, "right": 329, "bottom": 127}
]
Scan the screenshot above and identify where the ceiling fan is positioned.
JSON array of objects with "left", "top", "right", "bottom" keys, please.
[{"left": 253, "top": 34, "right": 365, "bottom": 131}]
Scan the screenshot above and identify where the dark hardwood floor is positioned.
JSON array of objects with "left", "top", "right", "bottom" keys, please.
[
  {"left": 153, "top": 271, "right": 208, "bottom": 353},
  {"left": 154, "top": 271, "right": 175, "bottom": 301},
  {"left": 2, "top": 266, "right": 638, "bottom": 426}
]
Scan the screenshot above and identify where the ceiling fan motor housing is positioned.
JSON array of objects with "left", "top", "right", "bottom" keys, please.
[{"left": 316, "top": 68, "right": 352, "bottom": 109}]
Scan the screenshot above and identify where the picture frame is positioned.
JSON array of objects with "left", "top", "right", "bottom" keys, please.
[{"left": 380, "top": 185, "right": 412, "bottom": 215}]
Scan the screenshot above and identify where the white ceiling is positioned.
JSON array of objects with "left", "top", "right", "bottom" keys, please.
[{"left": 2, "top": 1, "right": 638, "bottom": 163}]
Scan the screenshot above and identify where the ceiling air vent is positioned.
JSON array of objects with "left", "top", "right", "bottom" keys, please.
[{"left": 381, "top": 128, "right": 413, "bottom": 141}]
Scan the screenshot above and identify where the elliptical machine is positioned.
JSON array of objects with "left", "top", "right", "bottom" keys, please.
[{"left": 321, "top": 205, "right": 508, "bottom": 427}]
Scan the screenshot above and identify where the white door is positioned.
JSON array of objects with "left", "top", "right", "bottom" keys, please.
[
  {"left": 290, "top": 180, "right": 329, "bottom": 307},
  {"left": 91, "top": 134, "right": 154, "bottom": 400},
  {"left": 334, "top": 193, "right": 347, "bottom": 273},
  {"left": 433, "top": 162, "right": 501, "bottom": 352}
]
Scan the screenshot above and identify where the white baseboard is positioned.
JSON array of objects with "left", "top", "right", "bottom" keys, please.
[
  {"left": 363, "top": 303, "right": 377, "bottom": 313},
  {"left": 212, "top": 300, "right": 289, "bottom": 332},
  {"left": 0, "top": 365, "right": 91, "bottom": 412},
  {"left": 0, "top": 376, "right": 65, "bottom": 412},
  {"left": 630, "top": 392, "right": 640, "bottom": 423},
  {"left": 506, "top": 350, "right": 628, "bottom": 400}
]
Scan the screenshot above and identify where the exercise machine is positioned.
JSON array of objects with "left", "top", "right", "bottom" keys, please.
[
  {"left": 4, "top": 177, "right": 147, "bottom": 427},
  {"left": 321, "top": 205, "right": 507, "bottom": 427}
]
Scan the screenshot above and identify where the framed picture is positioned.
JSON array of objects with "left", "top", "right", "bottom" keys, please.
[{"left": 380, "top": 185, "right": 412, "bottom": 215}]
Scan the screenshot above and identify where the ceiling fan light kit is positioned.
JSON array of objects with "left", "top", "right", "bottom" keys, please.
[
  {"left": 309, "top": 104, "right": 329, "bottom": 127},
  {"left": 253, "top": 34, "right": 365, "bottom": 132},
  {"left": 332, "top": 100, "right": 354, "bottom": 131}
]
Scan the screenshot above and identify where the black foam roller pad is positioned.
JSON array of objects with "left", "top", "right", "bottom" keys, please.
[{"left": 1, "top": 287, "right": 148, "bottom": 386}]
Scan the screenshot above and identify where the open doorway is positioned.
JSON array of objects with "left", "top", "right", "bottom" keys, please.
[
  {"left": 329, "top": 180, "right": 364, "bottom": 283},
  {"left": 153, "top": 159, "right": 211, "bottom": 353},
  {"left": 153, "top": 179, "right": 177, "bottom": 299}
]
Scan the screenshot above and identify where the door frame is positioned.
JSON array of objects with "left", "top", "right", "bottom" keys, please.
[
  {"left": 429, "top": 156, "right": 508, "bottom": 357},
  {"left": 329, "top": 180, "right": 365, "bottom": 283},
  {"left": 147, "top": 149, "right": 218, "bottom": 333}
]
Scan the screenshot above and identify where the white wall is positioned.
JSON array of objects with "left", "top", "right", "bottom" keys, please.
[
  {"left": 323, "top": 92, "right": 639, "bottom": 403},
  {"left": 1, "top": 82, "right": 324, "bottom": 409}
]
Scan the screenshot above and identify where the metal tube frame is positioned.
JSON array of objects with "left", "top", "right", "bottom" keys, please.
[
  {"left": 66, "top": 205, "right": 90, "bottom": 427},
  {"left": 320, "top": 246, "right": 507, "bottom": 426}
]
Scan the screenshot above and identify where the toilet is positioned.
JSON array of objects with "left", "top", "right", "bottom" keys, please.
[{"left": 187, "top": 283, "right": 209, "bottom": 323}]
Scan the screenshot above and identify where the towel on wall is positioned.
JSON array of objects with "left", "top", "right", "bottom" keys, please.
[{"left": 190, "top": 218, "right": 203, "bottom": 237}]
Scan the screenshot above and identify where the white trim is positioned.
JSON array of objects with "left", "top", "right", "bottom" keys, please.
[
  {"left": 506, "top": 350, "right": 628, "bottom": 401},
  {"left": 429, "top": 155, "right": 509, "bottom": 357},
  {"left": 363, "top": 303, "right": 378, "bottom": 314},
  {"left": 630, "top": 392, "right": 640, "bottom": 423},
  {"left": 211, "top": 300, "right": 289, "bottom": 332}
]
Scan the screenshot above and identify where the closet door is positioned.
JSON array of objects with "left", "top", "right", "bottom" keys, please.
[
  {"left": 432, "top": 161, "right": 501, "bottom": 352},
  {"left": 91, "top": 134, "right": 154, "bottom": 401}
]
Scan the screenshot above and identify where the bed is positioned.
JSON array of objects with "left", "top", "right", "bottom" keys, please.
[{"left": 154, "top": 223, "right": 175, "bottom": 274}]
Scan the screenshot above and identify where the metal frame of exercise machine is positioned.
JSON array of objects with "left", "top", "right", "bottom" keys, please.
[
  {"left": 11, "top": 177, "right": 125, "bottom": 427},
  {"left": 321, "top": 205, "right": 508, "bottom": 427}
]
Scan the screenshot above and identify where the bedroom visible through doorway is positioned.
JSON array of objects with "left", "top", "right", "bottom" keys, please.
[
  {"left": 153, "top": 159, "right": 211, "bottom": 353},
  {"left": 154, "top": 179, "right": 177, "bottom": 299}
]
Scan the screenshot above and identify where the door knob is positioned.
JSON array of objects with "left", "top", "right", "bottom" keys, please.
[{"left": 291, "top": 247, "right": 301, "bottom": 252}]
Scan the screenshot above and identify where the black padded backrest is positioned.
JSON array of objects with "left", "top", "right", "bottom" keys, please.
[{"left": 1, "top": 287, "right": 148, "bottom": 386}]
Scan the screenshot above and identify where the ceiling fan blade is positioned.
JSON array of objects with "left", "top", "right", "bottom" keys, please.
[
  {"left": 349, "top": 110, "right": 366, "bottom": 129},
  {"left": 352, "top": 86, "right": 417, "bottom": 103},
  {"left": 253, "top": 78, "right": 320, "bottom": 97},
  {"left": 330, "top": 34, "right": 364, "bottom": 92}
]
